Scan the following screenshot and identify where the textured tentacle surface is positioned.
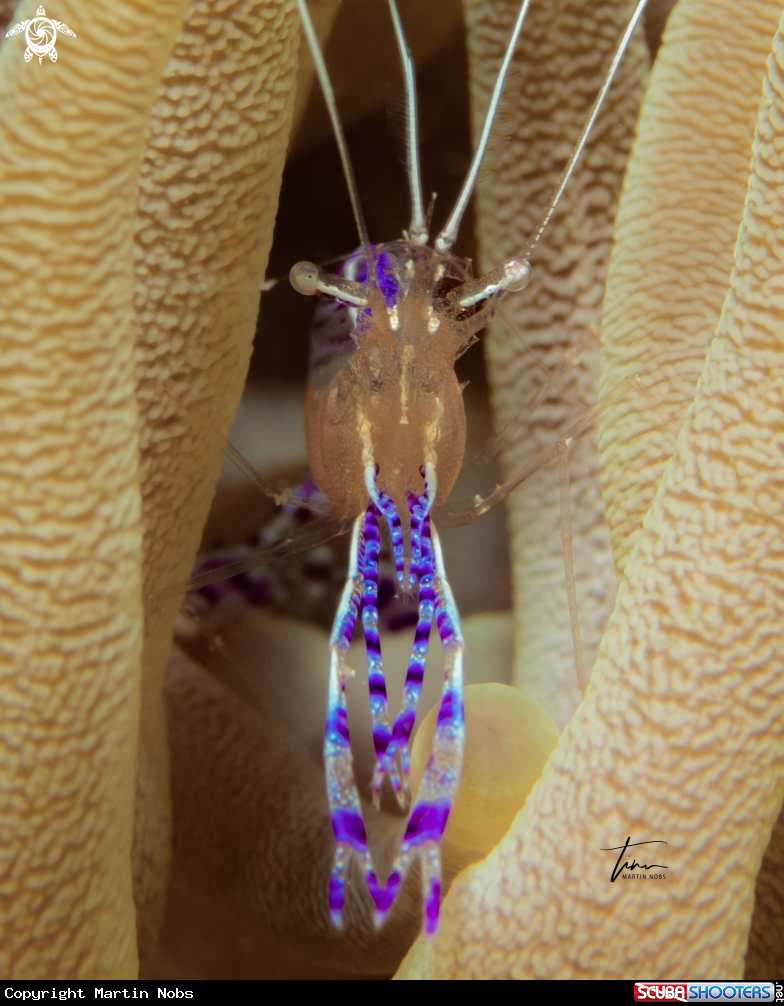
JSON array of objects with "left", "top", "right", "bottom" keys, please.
[
  {"left": 0, "top": 0, "right": 192, "bottom": 978},
  {"left": 396, "top": 9, "right": 784, "bottom": 978},
  {"left": 600, "top": 0, "right": 784, "bottom": 571},
  {"left": 464, "top": 0, "right": 649, "bottom": 728},
  {"left": 165, "top": 642, "right": 423, "bottom": 977},
  {"left": 598, "top": 0, "right": 784, "bottom": 977},
  {"left": 130, "top": 0, "right": 300, "bottom": 961}
]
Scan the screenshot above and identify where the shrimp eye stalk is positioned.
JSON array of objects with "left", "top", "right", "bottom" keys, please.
[
  {"left": 290, "top": 260, "right": 371, "bottom": 308},
  {"left": 444, "top": 258, "right": 532, "bottom": 311}
]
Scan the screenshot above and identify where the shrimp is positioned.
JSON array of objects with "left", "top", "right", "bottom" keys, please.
[{"left": 281, "top": 0, "right": 650, "bottom": 935}]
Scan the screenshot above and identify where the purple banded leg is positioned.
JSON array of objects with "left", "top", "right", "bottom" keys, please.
[
  {"left": 371, "top": 524, "right": 465, "bottom": 934},
  {"left": 377, "top": 489, "right": 405, "bottom": 586},
  {"left": 364, "top": 466, "right": 405, "bottom": 585},
  {"left": 385, "top": 504, "right": 435, "bottom": 795},
  {"left": 362, "top": 505, "right": 398, "bottom": 801},
  {"left": 325, "top": 516, "right": 374, "bottom": 927},
  {"left": 408, "top": 494, "right": 423, "bottom": 587},
  {"left": 408, "top": 463, "right": 436, "bottom": 589}
]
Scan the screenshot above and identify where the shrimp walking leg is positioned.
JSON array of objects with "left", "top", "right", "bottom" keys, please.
[
  {"left": 383, "top": 498, "right": 435, "bottom": 792},
  {"left": 364, "top": 465, "right": 405, "bottom": 584},
  {"left": 373, "top": 467, "right": 437, "bottom": 801},
  {"left": 360, "top": 503, "right": 397, "bottom": 800},
  {"left": 325, "top": 516, "right": 374, "bottom": 927},
  {"left": 407, "top": 462, "right": 437, "bottom": 588},
  {"left": 371, "top": 524, "right": 465, "bottom": 935}
]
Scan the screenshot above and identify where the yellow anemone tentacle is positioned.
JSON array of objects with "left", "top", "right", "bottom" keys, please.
[
  {"left": 130, "top": 0, "right": 299, "bottom": 966},
  {"left": 464, "top": 0, "right": 649, "bottom": 728},
  {"left": 0, "top": 0, "right": 191, "bottom": 978},
  {"left": 395, "top": 8, "right": 784, "bottom": 979}
]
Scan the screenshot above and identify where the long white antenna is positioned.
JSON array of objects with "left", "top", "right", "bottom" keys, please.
[
  {"left": 435, "top": 0, "right": 535, "bottom": 254},
  {"left": 444, "top": 0, "right": 650, "bottom": 307},
  {"left": 520, "top": 0, "right": 648, "bottom": 260},
  {"left": 387, "top": 0, "right": 428, "bottom": 245},
  {"left": 295, "top": 0, "right": 375, "bottom": 277}
]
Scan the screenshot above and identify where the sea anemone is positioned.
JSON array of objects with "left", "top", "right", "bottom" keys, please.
[{"left": 0, "top": 0, "right": 781, "bottom": 981}]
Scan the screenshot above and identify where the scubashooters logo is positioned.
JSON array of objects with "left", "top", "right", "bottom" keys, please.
[
  {"left": 5, "top": 6, "right": 76, "bottom": 63},
  {"left": 634, "top": 983, "right": 776, "bottom": 1002}
]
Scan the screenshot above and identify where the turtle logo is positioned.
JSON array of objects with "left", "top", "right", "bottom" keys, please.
[{"left": 5, "top": 6, "right": 76, "bottom": 63}]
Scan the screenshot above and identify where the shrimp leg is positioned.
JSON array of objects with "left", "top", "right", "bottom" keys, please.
[
  {"left": 365, "top": 464, "right": 406, "bottom": 585},
  {"left": 371, "top": 466, "right": 437, "bottom": 802},
  {"left": 360, "top": 502, "right": 398, "bottom": 802},
  {"left": 382, "top": 498, "right": 435, "bottom": 800},
  {"left": 408, "top": 462, "right": 437, "bottom": 588},
  {"left": 371, "top": 523, "right": 465, "bottom": 934},
  {"left": 324, "top": 515, "right": 374, "bottom": 928}
]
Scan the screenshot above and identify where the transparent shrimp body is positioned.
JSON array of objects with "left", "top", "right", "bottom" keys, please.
[
  {"left": 295, "top": 241, "right": 491, "bottom": 932},
  {"left": 291, "top": 0, "right": 650, "bottom": 935},
  {"left": 304, "top": 243, "right": 482, "bottom": 525}
]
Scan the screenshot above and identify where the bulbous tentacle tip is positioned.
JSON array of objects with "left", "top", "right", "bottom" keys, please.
[{"left": 409, "top": 682, "right": 558, "bottom": 888}]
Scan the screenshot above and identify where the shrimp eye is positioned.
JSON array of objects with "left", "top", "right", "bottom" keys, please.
[
  {"left": 433, "top": 274, "right": 463, "bottom": 300},
  {"left": 289, "top": 261, "right": 319, "bottom": 296}
]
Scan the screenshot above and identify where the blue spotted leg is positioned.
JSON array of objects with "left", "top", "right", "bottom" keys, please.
[
  {"left": 364, "top": 465, "right": 405, "bottom": 585},
  {"left": 361, "top": 503, "right": 397, "bottom": 798},
  {"left": 370, "top": 523, "right": 465, "bottom": 935},
  {"left": 324, "top": 516, "right": 375, "bottom": 927},
  {"left": 373, "top": 492, "right": 435, "bottom": 801},
  {"left": 408, "top": 493, "right": 424, "bottom": 587},
  {"left": 362, "top": 466, "right": 411, "bottom": 798},
  {"left": 408, "top": 463, "right": 436, "bottom": 589},
  {"left": 326, "top": 484, "right": 464, "bottom": 934}
]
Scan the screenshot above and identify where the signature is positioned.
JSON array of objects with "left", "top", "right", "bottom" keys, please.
[{"left": 601, "top": 837, "right": 669, "bottom": 882}]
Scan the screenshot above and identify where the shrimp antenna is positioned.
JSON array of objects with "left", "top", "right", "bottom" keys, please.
[
  {"left": 443, "top": 0, "right": 650, "bottom": 308},
  {"left": 435, "top": 0, "right": 535, "bottom": 254},
  {"left": 519, "top": 0, "right": 648, "bottom": 261},
  {"left": 295, "top": 0, "right": 376, "bottom": 280},
  {"left": 387, "top": 0, "right": 428, "bottom": 244}
]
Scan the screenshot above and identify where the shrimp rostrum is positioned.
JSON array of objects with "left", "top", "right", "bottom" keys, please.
[{"left": 291, "top": 0, "right": 648, "bottom": 935}]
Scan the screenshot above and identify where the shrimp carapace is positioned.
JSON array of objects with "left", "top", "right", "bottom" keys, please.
[{"left": 299, "top": 242, "right": 492, "bottom": 530}]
